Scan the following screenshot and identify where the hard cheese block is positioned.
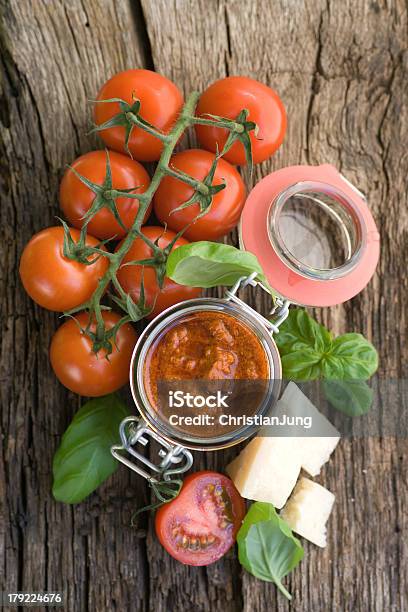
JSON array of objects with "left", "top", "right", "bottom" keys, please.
[
  {"left": 226, "top": 437, "right": 302, "bottom": 509},
  {"left": 278, "top": 382, "right": 340, "bottom": 476},
  {"left": 226, "top": 383, "right": 339, "bottom": 508},
  {"left": 280, "top": 477, "right": 335, "bottom": 547}
]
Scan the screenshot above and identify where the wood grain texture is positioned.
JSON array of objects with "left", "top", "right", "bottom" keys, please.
[
  {"left": 0, "top": 1, "right": 149, "bottom": 611},
  {"left": 1, "top": 0, "right": 407, "bottom": 611}
]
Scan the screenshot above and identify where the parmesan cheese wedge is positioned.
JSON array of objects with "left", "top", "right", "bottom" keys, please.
[
  {"left": 280, "top": 477, "right": 335, "bottom": 547},
  {"left": 278, "top": 382, "right": 340, "bottom": 476},
  {"left": 226, "top": 383, "right": 339, "bottom": 509},
  {"left": 226, "top": 436, "right": 302, "bottom": 509}
]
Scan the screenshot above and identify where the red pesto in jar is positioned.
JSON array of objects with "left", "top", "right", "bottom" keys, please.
[{"left": 143, "top": 311, "right": 269, "bottom": 408}]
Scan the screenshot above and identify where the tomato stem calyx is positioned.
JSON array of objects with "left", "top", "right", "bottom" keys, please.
[
  {"left": 131, "top": 478, "right": 183, "bottom": 526},
  {"left": 91, "top": 97, "right": 170, "bottom": 156}
]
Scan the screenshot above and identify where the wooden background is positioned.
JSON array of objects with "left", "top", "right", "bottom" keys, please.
[{"left": 1, "top": 0, "right": 407, "bottom": 610}]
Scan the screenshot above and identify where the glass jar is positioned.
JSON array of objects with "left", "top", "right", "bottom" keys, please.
[
  {"left": 130, "top": 296, "right": 282, "bottom": 451},
  {"left": 111, "top": 164, "right": 380, "bottom": 483},
  {"left": 111, "top": 277, "right": 285, "bottom": 482}
]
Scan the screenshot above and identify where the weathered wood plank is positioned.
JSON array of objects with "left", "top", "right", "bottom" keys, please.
[
  {"left": 141, "top": 1, "right": 408, "bottom": 611},
  {"left": 0, "top": 1, "right": 150, "bottom": 611},
  {"left": 1, "top": 0, "right": 407, "bottom": 611}
]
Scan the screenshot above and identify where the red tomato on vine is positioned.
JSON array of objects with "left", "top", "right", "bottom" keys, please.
[
  {"left": 19, "top": 226, "right": 109, "bottom": 312},
  {"left": 60, "top": 150, "right": 151, "bottom": 240},
  {"left": 153, "top": 149, "right": 246, "bottom": 241},
  {"left": 195, "top": 76, "right": 287, "bottom": 165},
  {"left": 94, "top": 69, "right": 184, "bottom": 161},
  {"left": 50, "top": 311, "right": 137, "bottom": 397},
  {"left": 116, "top": 226, "right": 201, "bottom": 318}
]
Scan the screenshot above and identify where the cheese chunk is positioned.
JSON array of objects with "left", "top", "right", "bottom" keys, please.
[
  {"left": 226, "top": 384, "right": 339, "bottom": 509},
  {"left": 226, "top": 437, "right": 302, "bottom": 509},
  {"left": 280, "top": 477, "right": 335, "bottom": 547},
  {"left": 300, "top": 436, "right": 340, "bottom": 476},
  {"left": 278, "top": 382, "right": 340, "bottom": 476}
]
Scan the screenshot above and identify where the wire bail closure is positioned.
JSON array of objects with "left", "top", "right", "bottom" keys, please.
[
  {"left": 111, "top": 416, "right": 193, "bottom": 483},
  {"left": 225, "top": 272, "right": 290, "bottom": 334}
]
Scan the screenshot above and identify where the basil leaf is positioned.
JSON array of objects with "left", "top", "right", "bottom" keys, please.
[
  {"left": 275, "top": 308, "right": 333, "bottom": 355},
  {"left": 166, "top": 241, "right": 271, "bottom": 290},
  {"left": 276, "top": 309, "right": 378, "bottom": 387},
  {"left": 322, "top": 333, "right": 378, "bottom": 380},
  {"left": 237, "top": 502, "right": 304, "bottom": 600},
  {"left": 53, "top": 394, "right": 129, "bottom": 504},
  {"left": 275, "top": 309, "right": 332, "bottom": 380},
  {"left": 280, "top": 350, "right": 323, "bottom": 381},
  {"left": 323, "top": 379, "right": 374, "bottom": 416}
]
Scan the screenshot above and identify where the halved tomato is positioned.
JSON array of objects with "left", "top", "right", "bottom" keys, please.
[{"left": 155, "top": 471, "right": 246, "bottom": 566}]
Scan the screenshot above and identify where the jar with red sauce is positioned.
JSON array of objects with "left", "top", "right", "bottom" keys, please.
[{"left": 111, "top": 165, "right": 379, "bottom": 483}]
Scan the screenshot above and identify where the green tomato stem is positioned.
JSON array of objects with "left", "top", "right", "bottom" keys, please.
[
  {"left": 190, "top": 115, "right": 245, "bottom": 133},
  {"left": 78, "top": 92, "right": 201, "bottom": 335},
  {"left": 163, "top": 166, "right": 209, "bottom": 194},
  {"left": 125, "top": 112, "right": 170, "bottom": 143}
]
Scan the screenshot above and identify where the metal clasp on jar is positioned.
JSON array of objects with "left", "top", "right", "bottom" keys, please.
[
  {"left": 225, "top": 272, "right": 290, "bottom": 333},
  {"left": 111, "top": 416, "right": 193, "bottom": 482}
]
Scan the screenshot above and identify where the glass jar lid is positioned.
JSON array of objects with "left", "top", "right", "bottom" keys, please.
[{"left": 239, "top": 164, "right": 380, "bottom": 306}]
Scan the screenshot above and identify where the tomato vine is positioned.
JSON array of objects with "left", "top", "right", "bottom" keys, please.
[{"left": 62, "top": 90, "right": 258, "bottom": 352}]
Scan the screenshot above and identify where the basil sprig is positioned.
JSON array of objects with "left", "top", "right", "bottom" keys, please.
[
  {"left": 237, "top": 502, "right": 304, "bottom": 600},
  {"left": 166, "top": 241, "right": 272, "bottom": 291},
  {"left": 275, "top": 309, "right": 378, "bottom": 415},
  {"left": 275, "top": 309, "right": 378, "bottom": 381},
  {"left": 53, "top": 394, "right": 129, "bottom": 504}
]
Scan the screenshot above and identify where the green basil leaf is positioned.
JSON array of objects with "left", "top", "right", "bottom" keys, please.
[
  {"left": 53, "top": 394, "right": 129, "bottom": 504},
  {"left": 237, "top": 502, "right": 304, "bottom": 600},
  {"left": 280, "top": 350, "right": 323, "bottom": 381},
  {"left": 322, "top": 333, "right": 378, "bottom": 380},
  {"left": 323, "top": 379, "right": 374, "bottom": 416},
  {"left": 166, "top": 241, "right": 271, "bottom": 290},
  {"left": 276, "top": 309, "right": 379, "bottom": 388},
  {"left": 275, "top": 309, "right": 332, "bottom": 380},
  {"left": 275, "top": 308, "right": 333, "bottom": 356}
]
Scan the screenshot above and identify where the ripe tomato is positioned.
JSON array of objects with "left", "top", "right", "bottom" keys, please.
[
  {"left": 19, "top": 226, "right": 109, "bottom": 312},
  {"left": 116, "top": 226, "right": 201, "bottom": 318},
  {"left": 155, "top": 471, "right": 246, "bottom": 566},
  {"left": 94, "top": 69, "right": 184, "bottom": 161},
  {"left": 153, "top": 149, "right": 246, "bottom": 241},
  {"left": 60, "top": 150, "right": 151, "bottom": 240},
  {"left": 195, "top": 76, "right": 287, "bottom": 165},
  {"left": 50, "top": 311, "right": 137, "bottom": 396}
]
